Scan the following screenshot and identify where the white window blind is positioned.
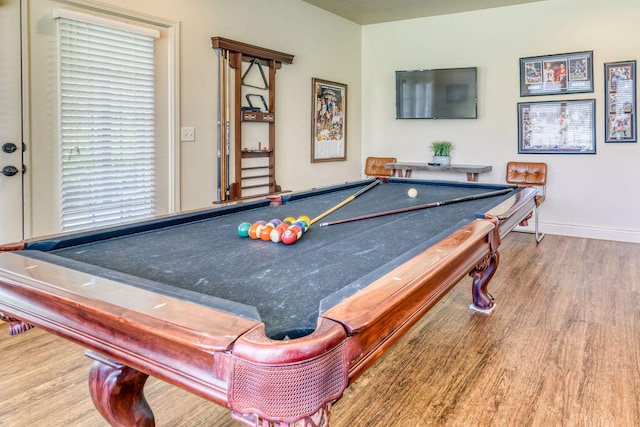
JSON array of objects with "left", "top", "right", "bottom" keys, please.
[{"left": 56, "top": 12, "right": 158, "bottom": 232}]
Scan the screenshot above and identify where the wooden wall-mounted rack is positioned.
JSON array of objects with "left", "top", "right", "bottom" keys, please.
[{"left": 211, "top": 37, "right": 294, "bottom": 201}]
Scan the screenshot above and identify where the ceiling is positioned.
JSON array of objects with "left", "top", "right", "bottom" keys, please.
[{"left": 301, "top": 0, "right": 544, "bottom": 25}]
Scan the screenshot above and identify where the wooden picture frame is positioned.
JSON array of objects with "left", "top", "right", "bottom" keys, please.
[
  {"left": 520, "top": 51, "right": 593, "bottom": 96},
  {"left": 311, "top": 78, "right": 347, "bottom": 162},
  {"left": 518, "top": 99, "right": 596, "bottom": 154},
  {"left": 604, "top": 60, "right": 636, "bottom": 143}
]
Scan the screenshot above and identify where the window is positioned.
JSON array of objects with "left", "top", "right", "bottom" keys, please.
[{"left": 55, "top": 10, "right": 160, "bottom": 232}]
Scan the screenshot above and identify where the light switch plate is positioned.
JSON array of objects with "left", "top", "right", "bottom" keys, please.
[{"left": 181, "top": 127, "right": 195, "bottom": 142}]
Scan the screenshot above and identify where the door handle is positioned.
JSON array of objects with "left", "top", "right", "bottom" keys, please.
[
  {"left": 2, "top": 165, "right": 20, "bottom": 176},
  {"left": 2, "top": 143, "right": 18, "bottom": 154}
]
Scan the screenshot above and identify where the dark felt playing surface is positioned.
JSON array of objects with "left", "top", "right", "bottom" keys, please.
[{"left": 23, "top": 179, "right": 519, "bottom": 339}]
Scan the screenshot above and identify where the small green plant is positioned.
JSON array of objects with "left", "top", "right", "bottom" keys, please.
[{"left": 430, "top": 141, "right": 455, "bottom": 157}]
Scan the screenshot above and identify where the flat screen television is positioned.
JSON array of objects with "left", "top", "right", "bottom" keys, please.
[{"left": 395, "top": 67, "right": 477, "bottom": 119}]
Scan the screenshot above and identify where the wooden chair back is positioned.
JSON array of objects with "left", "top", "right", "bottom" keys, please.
[
  {"left": 365, "top": 157, "right": 397, "bottom": 177},
  {"left": 506, "top": 161, "right": 547, "bottom": 187}
]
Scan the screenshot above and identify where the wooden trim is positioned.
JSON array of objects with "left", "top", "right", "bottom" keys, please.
[{"left": 211, "top": 37, "right": 294, "bottom": 64}]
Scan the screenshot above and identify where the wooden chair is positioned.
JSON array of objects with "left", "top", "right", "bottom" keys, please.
[
  {"left": 365, "top": 156, "right": 397, "bottom": 178},
  {"left": 506, "top": 161, "right": 547, "bottom": 243}
]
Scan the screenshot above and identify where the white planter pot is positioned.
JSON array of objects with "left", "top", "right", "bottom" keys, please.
[{"left": 432, "top": 156, "right": 451, "bottom": 167}]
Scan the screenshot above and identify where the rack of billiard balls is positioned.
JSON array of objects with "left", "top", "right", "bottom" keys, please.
[{"left": 237, "top": 216, "right": 311, "bottom": 245}]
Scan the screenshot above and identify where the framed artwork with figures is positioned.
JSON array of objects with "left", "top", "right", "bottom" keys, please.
[
  {"left": 604, "top": 60, "right": 636, "bottom": 143},
  {"left": 311, "top": 78, "right": 347, "bottom": 162},
  {"left": 518, "top": 99, "right": 596, "bottom": 154},
  {"left": 520, "top": 51, "right": 593, "bottom": 96}
]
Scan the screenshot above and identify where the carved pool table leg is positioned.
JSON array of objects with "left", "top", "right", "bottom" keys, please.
[
  {"left": 469, "top": 252, "right": 500, "bottom": 313},
  {"left": 250, "top": 402, "right": 331, "bottom": 427},
  {"left": 0, "top": 312, "right": 34, "bottom": 335},
  {"left": 86, "top": 351, "right": 155, "bottom": 427}
]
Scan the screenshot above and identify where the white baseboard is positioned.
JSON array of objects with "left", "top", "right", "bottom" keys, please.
[{"left": 515, "top": 222, "right": 640, "bottom": 244}]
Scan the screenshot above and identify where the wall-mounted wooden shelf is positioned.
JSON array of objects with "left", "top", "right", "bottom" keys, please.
[{"left": 241, "top": 150, "right": 272, "bottom": 158}]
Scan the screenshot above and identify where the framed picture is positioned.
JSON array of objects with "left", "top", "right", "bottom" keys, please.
[
  {"left": 311, "top": 78, "right": 347, "bottom": 162},
  {"left": 517, "top": 99, "right": 596, "bottom": 154},
  {"left": 604, "top": 60, "right": 636, "bottom": 143},
  {"left": 519, "top": 51, "right": 593, "bottom": 96}
]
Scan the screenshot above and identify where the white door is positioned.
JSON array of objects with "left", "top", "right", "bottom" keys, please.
[{"left": 0, "top": 0, "right": 25, "bottom": 244}]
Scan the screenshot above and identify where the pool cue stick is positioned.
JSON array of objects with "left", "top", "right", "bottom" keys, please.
[
  {"left": 216, "top": 49, "right": 223, "bottom": 201},
  {"left": 223, "top": 49, "right": 231, "bottom": 200},
  {"left": 318, "top": 187, "right": 514, "bottom": 227},
  {"left": 219, "top": 49, "right": 228, "bottom": 200},
  {"left": 220, "top": 49, "right": 229, "bottom": 200},
  {"left": 309, "top": 180, "right": 381, "bottom": 226},
  {"left": 225, "top": 50, "right": 234, "bottom": 199}
]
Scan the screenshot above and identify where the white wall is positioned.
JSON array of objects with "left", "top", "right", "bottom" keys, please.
[{"left": 361, "top": 0, "right": 640, "bottom": 243}]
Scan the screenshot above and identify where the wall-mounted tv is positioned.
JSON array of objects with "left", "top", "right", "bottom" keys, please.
[{"left": 395, "top": 67, "right": 478, "bottom": 119}]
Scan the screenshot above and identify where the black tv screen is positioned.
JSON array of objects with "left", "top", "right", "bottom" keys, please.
[{"left": 395, "top": 67, "right": 477, "bottom": 119}]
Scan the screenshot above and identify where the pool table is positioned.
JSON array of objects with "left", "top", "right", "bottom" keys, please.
[{"left": 0, "top": 179, "right": 536, "bottom": 426}]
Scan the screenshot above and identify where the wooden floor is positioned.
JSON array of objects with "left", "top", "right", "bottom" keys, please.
[{"left": 1, "top": 233, "right": 640, "bottom": 426}]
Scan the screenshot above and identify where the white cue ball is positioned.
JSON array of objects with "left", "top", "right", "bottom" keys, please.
[{"left": 407, "top": 188, "right": 418, "bottom": 198}]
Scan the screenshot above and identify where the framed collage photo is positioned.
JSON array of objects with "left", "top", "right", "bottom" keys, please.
[
  {"left": 311, "top": 78, "right": 347, "bottom": 162},
  {"left": 604, "top": 60, "right": 636, "bottom": 143},
  {"left": 518, "top": 99, "right": 596, "bottom": 154},
  {"left": 520, "top": 51, "right": 593, "bottom": 96}
]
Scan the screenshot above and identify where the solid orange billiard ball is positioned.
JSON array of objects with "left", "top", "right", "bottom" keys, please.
[{"left": 248, "top": 223, "right": 261, "bottom": 239}]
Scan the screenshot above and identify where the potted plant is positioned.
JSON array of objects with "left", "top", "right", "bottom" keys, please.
[{"left": 430, "top": 141, "right": 454, "bottom": 166}]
